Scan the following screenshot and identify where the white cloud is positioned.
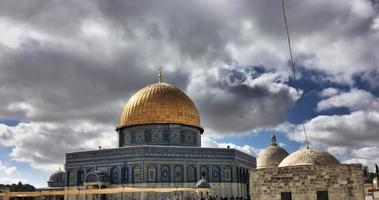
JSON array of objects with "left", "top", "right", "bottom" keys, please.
[
  {"left": 344, "top": 146, "right": 379, "bottom": 172},
  {"left": 290, "top": 111, "right": 379, "bottom": 146},
  {"left": 0, "top": 161, "right": 17, "bottom": 176},
  {"left": 317, "top": 89, "right": 379, "bottom": 112},
  {"left": 286, "top": 87, "right": 379, "bottom": 171},
  {"left": 202, "top": 136, "right": 259, "bottom": 157},
  {"left": 0, "top": 161, "right": 24, "bottom": 184},
  {"left": 319, "top": 87, "right": 340, "bottom": 98},
  {"left": 286, "top": 111, "right": 379, "bottom": 171},
  {"left": 0, "top": 122, "right": 117, "bottom": 171},
  {"left": 80, "top": 19, "right": 109, "bottom": 38},
  {"left": 7, "top": 102, "right": 36, "bottom": 118}
]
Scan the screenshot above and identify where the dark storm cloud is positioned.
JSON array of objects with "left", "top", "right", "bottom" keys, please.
[
  {"left": 189, "top": 68, "right": 297, "bottom": 134},
  {"left": 0, "top": 0, "right": 239, "bottom": 62},
  {"left": 0, "top": 39, "right": 189, "bottom": 124},
  {"left": 94, "top": 0, "right": 240, "bottom": 62},
  {"left": 0, "top": 0, "right": 96, "bottom": 36},
  {"left": 0, "top": 0, "right": 292, "bottom": 131}
]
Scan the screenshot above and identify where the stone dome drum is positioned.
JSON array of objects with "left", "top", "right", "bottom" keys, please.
[
  {"left": 279, "top": 148, "right": 340, "bottom": 167},
  {"left": 257, "top": 144, "right": 289, "bottom": 169},
  {"left": 119, "top": 82, "right": 201, "bottom": 130}
]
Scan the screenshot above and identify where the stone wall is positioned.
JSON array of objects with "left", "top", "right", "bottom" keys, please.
[{"left": 250, "top": 164, "right": 364, "bottom": 200}]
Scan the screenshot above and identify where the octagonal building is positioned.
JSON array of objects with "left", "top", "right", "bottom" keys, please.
[{"left": 60, "top": 80, "right": 255, "bottom": 200}]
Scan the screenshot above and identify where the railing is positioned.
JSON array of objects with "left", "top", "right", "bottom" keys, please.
[{"left": 0, "top": 187, "right": 211, "bottom": 200}]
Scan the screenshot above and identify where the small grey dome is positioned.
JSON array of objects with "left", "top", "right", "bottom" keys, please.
[
  {"left": 47, "top": 169, "right": 66, "bottom": 187},
  {"left": 279, "top": 148, "right": 339, "bottom": 167},
  {"left": 196, "top": 178, "right": 211, "bottom": 189},
  {"left": 257, "top": 144, "right": 289, "bottom": 169}
]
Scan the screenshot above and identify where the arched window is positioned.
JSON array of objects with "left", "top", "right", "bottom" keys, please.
[
  {"left": 66, "top": 170, "right": 70, "bottom": 186},
  {"left": 174, "top": 165, "right": 183, "bottom": 182},
  {"left": 238, "top": 168, "right": 243, "bottom": 183},
  {"left": 110, "top": 166, "right": 118, "bottom": 184},
  {"left": 77, "top": 169, "right": 84, "bottom": 186},
  {"left": 68, "top": 170, "right": 76, "bottom": 186},
  {"left": 161, "top": 165, "right": 170, "bottom": 182},
  {"left": 242, "top": 168, "right": 247, "bottom": 183},
  {"left": 85, "top": 172, "right": 99, "bottom": 183},
  {"left": 200, "top": 166, "right": 208, "bottom": 180},
  {"left": 245, "top": 169, "right": 249, "bottom": 183},
  {"left": 224, "top": 166, "right": 232, "bottom": 182},
  {"left": 147, "top": 165, "right": 156, "bottom": 182},
  {"left": 122, "top": 166, "right": 129, "bottom": 183},
  {"left": 212, "top": 166, "right": 221, "bottom": 182},
  {"left": 133, "top": 165, "right": 141, "bottom": 183},
  {"left": 187, "top": 165, "right": 196, "bottom": 182}
]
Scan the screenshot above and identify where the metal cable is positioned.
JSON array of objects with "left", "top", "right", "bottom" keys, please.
[{"left": 281, "top": 0, "right": 310, "bottom": 147}]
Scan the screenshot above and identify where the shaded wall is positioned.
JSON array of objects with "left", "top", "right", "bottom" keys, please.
[{"left": 250, "top": 164, "right": 364, "bottom": 200}]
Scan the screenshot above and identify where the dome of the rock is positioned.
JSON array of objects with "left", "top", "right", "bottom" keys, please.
[{"left": 119, "top": 82, "right": 202, "bottom": 131}]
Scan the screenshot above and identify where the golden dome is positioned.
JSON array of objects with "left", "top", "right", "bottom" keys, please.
[{"left": 119, "top": 82, "right": 202, "bottom": 130}]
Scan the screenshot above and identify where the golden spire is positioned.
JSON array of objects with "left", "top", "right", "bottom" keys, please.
[{"left": 158, "top": 66, "right": 163, "bottom": 83}]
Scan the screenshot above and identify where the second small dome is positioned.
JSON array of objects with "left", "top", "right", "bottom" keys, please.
[{"left": 279, "top": 148, "right": 340, "bottom": 167}]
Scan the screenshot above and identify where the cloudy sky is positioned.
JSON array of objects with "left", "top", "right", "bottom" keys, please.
[{"left": 0, "top": 0, "right": 379, "bottom": 186}]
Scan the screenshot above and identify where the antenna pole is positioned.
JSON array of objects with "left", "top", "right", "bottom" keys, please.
[{"left": 281, "top": 0, "right": 309, "bottom": 147}]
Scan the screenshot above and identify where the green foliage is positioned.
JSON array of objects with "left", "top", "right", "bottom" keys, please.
[{"left": 0, "top": 182, "right": 35, "bottom": 192}]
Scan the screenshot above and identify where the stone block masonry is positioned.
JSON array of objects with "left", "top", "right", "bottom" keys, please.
[{"left": 250, "top": 164, "right": 364, "bottom": 200}]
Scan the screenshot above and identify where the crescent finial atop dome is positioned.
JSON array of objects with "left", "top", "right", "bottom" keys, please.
[{"left": 158, "top": 66, "right": 163, "bottom": 83}]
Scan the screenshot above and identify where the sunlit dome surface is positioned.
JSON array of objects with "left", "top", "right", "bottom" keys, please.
[
  {"left": 257, "top": 144, "right": 289, "bottom": 169},
  {"left": 120, "top": 82, "right": 201, "bottom": 130},
  {"left": 279, "top": 148, "right": 340, "bottom": 167}
]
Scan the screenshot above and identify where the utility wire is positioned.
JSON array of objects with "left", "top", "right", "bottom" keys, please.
[{"left": 281, "top": 0, "right": 310, "bottom": 147}]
